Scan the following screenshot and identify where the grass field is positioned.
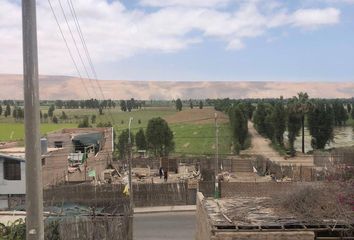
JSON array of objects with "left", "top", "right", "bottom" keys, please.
[
  {"left": 0, "top": 123, "right": 76, "bottom": 141},
  {"left": 0, "top": 106, "right": 232, "bottom": 155}
]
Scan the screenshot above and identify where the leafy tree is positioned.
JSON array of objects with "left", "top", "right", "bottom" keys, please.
[
  {"left": 12, "top": 106, "right": 17, "bottom": 119},
  {"left": 243, "top": 102, "right": 255, "bottom": 120},
  {"left": 117, "top": 129, "right": 134, "bottom": 159},
  {"left": 176, "top": 98, "right": 182, "bottom": 111},
  {"left": 91, "top": 115, "right": 96, "bottom": 124},
  {"left": 0, "top": 105, "right": 2, "bottom": 115},
  {"left": 52, "top": 115, "right": 58, "bottom": 124},
  {"left": 146, "top": 117, "right": 174, "bottom": 157},
  {"left": 99, "top": 107, "right": 103, "bottom": 115},
  {"left": 294, "top": 92, "right": 310, "bottom": 153},
  {"left": 60, "top": 111, "right": 68, "bottom": 122},
  {"left": 271, "top": 99, "right": 286, "bottom": 145},
  {"left": 199, "top": 101, "right": 203, "bottom": 109},
  {"left": 333, "top": 101, "right": 348, "bottom": 126},
  {"left": 135, "top": 128, "right": 147, "bottom": 150},
  {"left": 4, "top": 104, "right": 10, "bottom": 117},
  {"left": 40, "top": 110, "right": 42, "bottom": 121},
  {"left": 127, "top": 100, "right": 132, "bottom": 112},
  {"left": 78, "top": 116, "right": 91, "bottom": 128},
  {"left": 48, "top": 104, "right": 55, "bottom": 118},
  {"left": 308, "top": 102, "right": 334, "bottom": 150},
  {"left": 43, "top": 113, "right": 48, "bottom": 122},
  {"left": 287, "top": 101, "right": 302, "bottom": 156},
  {"left": 352, "top": 104, "right": 354, "bottom": 119},
  {"left": 189, "top": 99, "right": 193, "bottom": 109},
  {"left": 229, "top": 105, "right": 248, "bottom": 152},
  {"left": 253, "top": 102, "right": 268, "bottom": 135},
  {"left": 120, "top": 100, "right": 127, "bottom": 112},
  {"left": 347, "top": 103, "right": 352, "bottom": 114}
]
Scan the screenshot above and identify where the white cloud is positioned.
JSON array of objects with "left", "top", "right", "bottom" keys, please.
[
  {"left": 291, "top": 8, "right": 340, "bottom": 28},
  {"left": 0, "top": 0, "right": 341, "bottom": 77},
  {"left": 139, "top": 0, "right": 231, "bottom": 8}
]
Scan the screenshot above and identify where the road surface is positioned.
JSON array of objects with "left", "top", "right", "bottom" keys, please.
[
  {"left": 134, "top": 212, "right": 195, "bottom": 240},
  {"left": 242, "top": 121, "right": 314, "bottom": 166}
]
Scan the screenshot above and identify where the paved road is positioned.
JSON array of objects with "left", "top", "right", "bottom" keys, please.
[{"left": 134, "top": 212, "right": 195, "bottom": 240}]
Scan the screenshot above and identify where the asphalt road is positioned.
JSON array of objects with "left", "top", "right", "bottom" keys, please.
[{"left": 133, "top": 212, "right": 196, "bottom": 240}]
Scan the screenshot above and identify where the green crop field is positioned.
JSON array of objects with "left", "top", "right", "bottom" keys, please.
[
  {"left": 0, "top": 106, "right": 232, "bottom": 156},
  {"left": 0, "top": 123, "right": 76, "bottom": 141}
]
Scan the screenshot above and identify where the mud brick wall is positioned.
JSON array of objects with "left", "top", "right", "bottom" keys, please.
[
  {"left": 195, "top": 192, "right": 213, "bottom": 240},
  {"left": 220, "top": 182, "right": 323, "bottom": 198}
]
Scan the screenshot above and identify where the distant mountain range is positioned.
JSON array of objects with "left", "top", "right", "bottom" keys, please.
[{"left": 1, "top": 74, "right": 353, "bottom": 100}]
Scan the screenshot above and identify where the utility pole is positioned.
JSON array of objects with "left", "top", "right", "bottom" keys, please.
[
  {"left": 214, "top": 113, "right": 219, "bottom": 198},
  {"left": 22, "top": 0, "right": 44, "bottom": 239},
  {"left": 128, "top": 117, "right": 134, "bottom": 240}
]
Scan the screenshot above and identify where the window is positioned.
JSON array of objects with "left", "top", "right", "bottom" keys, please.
[
  {"left": 4, "top": 160, "right": 21, "bottom": 180},
  {"left": 54, "top": 141, "right": 63, "bottom": 148}
]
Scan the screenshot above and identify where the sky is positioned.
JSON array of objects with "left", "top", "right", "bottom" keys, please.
[{"left": 0, "top": 0, "right": 354, "bottom": 82}]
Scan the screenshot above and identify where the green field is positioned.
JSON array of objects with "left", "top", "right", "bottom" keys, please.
[
  {"left": 0, "top": 106, "right": 232, "bottom": 155},
  {"left": 0, "top": 123, "right": 76, "bottom": 141},
  {"left": 170, "top": 123, "right": 232, "bottom": 155}
]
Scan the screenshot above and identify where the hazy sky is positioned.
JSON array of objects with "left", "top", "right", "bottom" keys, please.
[{"left": 1, "top": 0, "right": 354, "bottom": 81}]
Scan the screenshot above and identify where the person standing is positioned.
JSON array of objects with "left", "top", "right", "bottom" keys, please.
[{"left": 164, "top": 170, "right": 168, "bottom": 182}]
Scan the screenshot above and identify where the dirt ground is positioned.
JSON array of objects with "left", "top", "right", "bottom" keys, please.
[
  {"left": 164, "top": 107, "right": 229, "bottom": 124},
  {"left": 243, "top": 121, "right": 314, "bottom": 166}
]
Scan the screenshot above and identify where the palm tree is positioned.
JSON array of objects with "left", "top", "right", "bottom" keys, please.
[{"left": 296, "top": 92, "right": 309, "bottom": 153}]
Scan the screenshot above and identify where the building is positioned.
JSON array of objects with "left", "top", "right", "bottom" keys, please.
[{"left": 0, "top": 153, "right": 25, "bottom": 210}]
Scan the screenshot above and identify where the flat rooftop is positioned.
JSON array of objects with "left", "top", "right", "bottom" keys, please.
[{"left": 203, "top": 196, "right": 353, "bottom": 232}]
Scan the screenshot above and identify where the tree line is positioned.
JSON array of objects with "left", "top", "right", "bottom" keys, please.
[
  {"left": 116, "top": 117, "right": 174, "bottom": 160},
  {"left": 253, "top": 93, "right": 353, "bottom": 155}
]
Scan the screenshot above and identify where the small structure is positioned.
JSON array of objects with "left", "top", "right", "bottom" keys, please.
[{"left": 0, "top": 153, "right": 25, "bottom": 210}]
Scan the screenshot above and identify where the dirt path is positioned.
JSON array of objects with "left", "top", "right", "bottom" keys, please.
[{"left": 243, "top": 121, "right": 314, "bottom": 166}]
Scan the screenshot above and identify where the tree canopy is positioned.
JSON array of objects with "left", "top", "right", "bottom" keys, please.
[{"left": 146, "top": 117, "right": 174, "bottom": 157}]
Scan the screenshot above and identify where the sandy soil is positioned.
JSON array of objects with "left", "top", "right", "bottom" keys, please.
[{"left": 243, "top": 121, "right": 314, "bottom": 166}]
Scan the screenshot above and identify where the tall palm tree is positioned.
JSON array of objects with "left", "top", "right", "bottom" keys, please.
[{"left": 296, "top": 92, "right": 309, "bottom": 153}]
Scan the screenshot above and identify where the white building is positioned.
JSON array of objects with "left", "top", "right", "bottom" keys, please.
[{"left": 0, "top": 153, "right": 26, "bottom": 209}]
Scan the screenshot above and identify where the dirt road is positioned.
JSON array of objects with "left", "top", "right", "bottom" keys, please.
[{"left": 243, "top": 121, "right": 314, "bottom": 166}]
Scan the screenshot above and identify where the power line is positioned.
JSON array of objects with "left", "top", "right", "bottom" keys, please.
[
  {"left": 65, "top": 0, "right": 117, "bottom": 125},
  {"left": 57, "top": 0, "right": 97, "bottom": 99},
  {"left": 47, "top": 0, "right": 91, "bottom": 100}
]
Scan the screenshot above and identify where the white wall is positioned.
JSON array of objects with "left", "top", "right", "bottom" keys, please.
[{"left": 0, "top": 159, "right": 26, "bottom": 195}]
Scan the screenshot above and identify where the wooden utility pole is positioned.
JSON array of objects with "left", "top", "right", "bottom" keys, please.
[
  {"left": 214, "top": 113, "right": 219, "bottom": 198},
  {"left": 128, "top": 117, "right": 134, "bottom": 240},
  {"left": 22, "top": 0, "right": 44, "bottom": 239}
]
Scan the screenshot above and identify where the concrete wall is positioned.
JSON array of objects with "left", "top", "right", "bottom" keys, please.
[
  {"left": 0, "top": 158, "right": 26, "bottom": 195},
  {"left": 195, "top": 192, "right": 213, "bottom": 240}
]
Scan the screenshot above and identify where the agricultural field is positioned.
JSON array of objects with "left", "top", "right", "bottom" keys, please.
[
  {"left": 0, "top": 106, "right": 232, "bottom": 155},
  {"left": 0, "top": 123, "right": 76, "bottom": 142}
]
